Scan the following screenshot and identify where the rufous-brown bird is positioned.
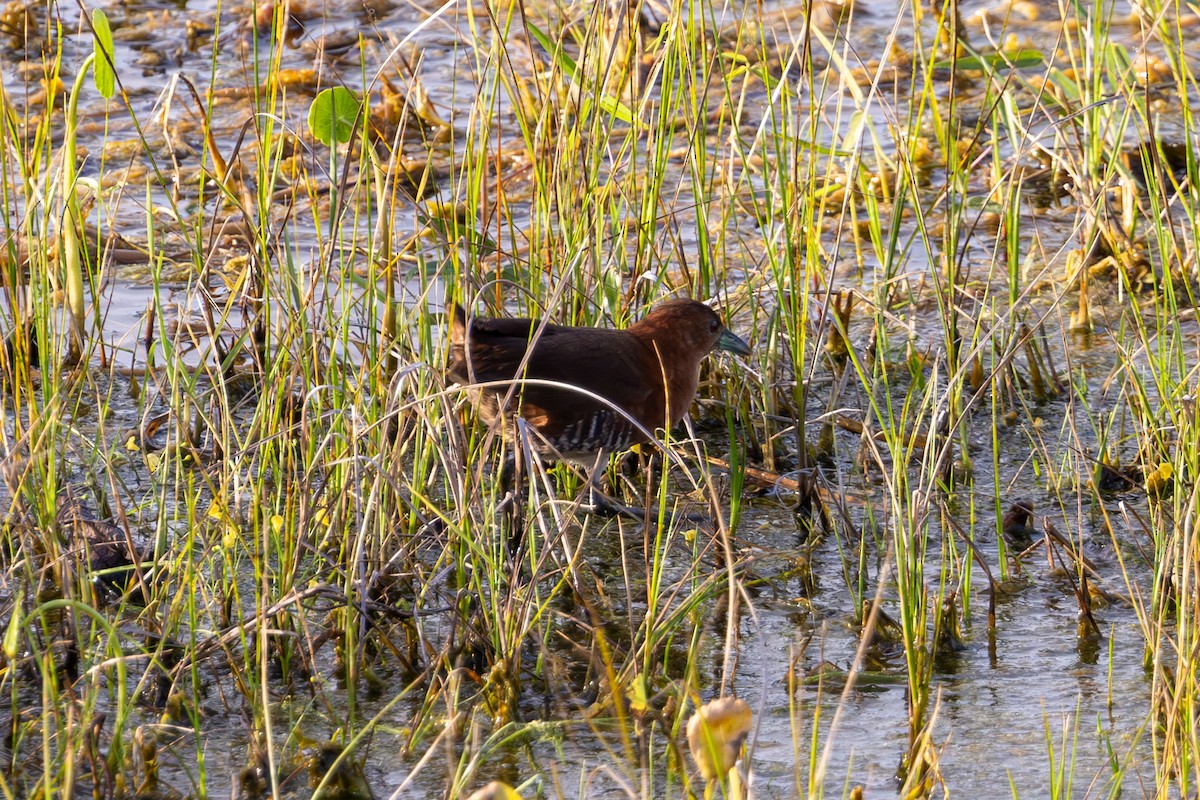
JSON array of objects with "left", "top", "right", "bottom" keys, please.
[
  {"left": 1001, "top": 499, "right": 1038, "bottom": 545},
  {"left": 449, "top": 298, "right": 750, "bottom": 512}
]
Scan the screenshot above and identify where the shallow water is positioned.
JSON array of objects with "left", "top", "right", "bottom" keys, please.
[{"left": 1, "top": 0, "right": 1196, "bottom": 796}]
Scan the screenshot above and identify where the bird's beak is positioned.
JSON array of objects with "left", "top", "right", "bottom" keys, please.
[{"left": 717, "top": 327, "right": 752, "bottom": 357}]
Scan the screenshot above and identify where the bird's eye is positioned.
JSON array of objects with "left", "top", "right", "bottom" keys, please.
[{"left": 709, "top": 318, "right": 720, "bottom": 334}]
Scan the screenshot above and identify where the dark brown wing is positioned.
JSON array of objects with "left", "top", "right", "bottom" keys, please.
[
  {"left": 448, "top": 306, "right": 569, "bottom": 385},
  {"left": 449, "top": 306, "right": 662, "bottom": 439},
  {"left": 512, "top": 328, "right": 663, "bottom": 448},
  {"left": 523, "top": 327, "right": 657, "bottom": 405}
]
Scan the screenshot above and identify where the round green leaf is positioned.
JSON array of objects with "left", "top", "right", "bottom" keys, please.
[{"left": 307, "top": 87, "right": 363, "bottom": 146}]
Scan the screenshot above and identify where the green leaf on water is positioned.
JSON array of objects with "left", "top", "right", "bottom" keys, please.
[
  {"left": 526, "top": 21, "right": 633, "bottom": 124},
  {"left": 597, "top": 95, "right": 633, "bottom": 124},
  {"left": 92, "top": 9, "right": 115, "bottom": 99},
  {"left": 526, "top": 21, "right": 577, "bottom": 78},
  {"left": 307, "top": 87, "right": 363, "bottom": 146},
  {"left": 1046, "top": 68, "right": 1082, "bottom": 103},
  {"left": 934, "top": 49, "right": 1044, "bottom": 72},
  {"left": 797, "top": 137, "right": 854, "bottom": 158}
]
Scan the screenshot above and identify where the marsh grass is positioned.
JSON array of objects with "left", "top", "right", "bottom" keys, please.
[{"left": 0, "top": 0, "right": 1198, "bottom": 796}]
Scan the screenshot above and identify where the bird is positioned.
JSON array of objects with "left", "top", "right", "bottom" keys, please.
[
  {"left": 448, "top": 298, "right": 750, "bottom": 513},
  {"left": 1001, "top": 499, "right": 1038, "bottom": 546},
  {"left": 449, "top": 298, "right": 751, "bottom": 457}
]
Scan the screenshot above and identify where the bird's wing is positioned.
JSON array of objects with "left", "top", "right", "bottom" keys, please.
[
  {"left": 449, "top": 310, "right": 663, "bottom": 431},
  {"left": 449, "top": 310, "right": 565, "bottom": 385},
  {"left": 518, "top": 329, "right": 659, "bottom": 416}
]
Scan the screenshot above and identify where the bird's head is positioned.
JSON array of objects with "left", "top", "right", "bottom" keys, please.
[{"left": 635, "top": 299, "right": 751, "bottom": 360}]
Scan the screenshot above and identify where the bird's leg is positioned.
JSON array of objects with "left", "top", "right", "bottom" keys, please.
[
  {"left": 496, "top": 454, "right": 518, "bottom": 504},
  {"left": 581, "top": 474, "right": 648, "bottom": 520},
  {"left": 568, "top": 453, "right": 635, "bottom": 519},
  {"left": 497, "top": 453, "right": 526, "bottom": 554},
  {"left": 579, "top": 454, "right": 716, "bottom": 528},
  {"left": 576, "top": 455, "right": 667, "bottom": 521},
  {"left": 581, "top": 476, "right": 714, "bottom": 527}
]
